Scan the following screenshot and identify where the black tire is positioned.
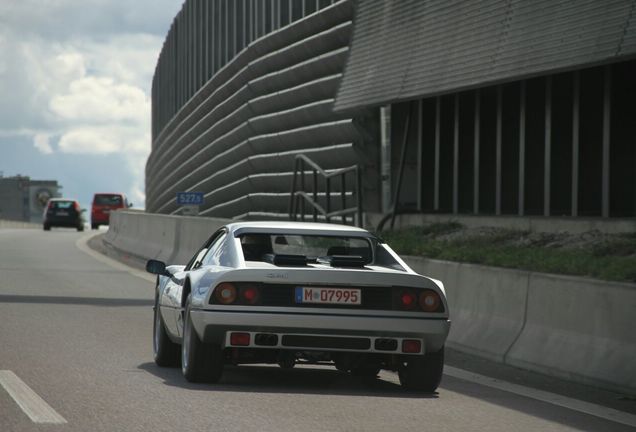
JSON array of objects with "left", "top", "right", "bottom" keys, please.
[
  {"left": 153, "top": 298, "right": 180, "bottom": 367},
  {"left": 350, "top": 362, "right": 381, "bottom": 377},
  {"left": 43, "top": 224, "right": 51, "bottom": 231},
  {"left": 91, "top": 223, "right": 98, "bottom": 230},
  {"left": 398, "top": 347, "right": 444, "bottom": 392},
  {"left": 277, "top": 352, "right": 296, "bottom": 369},
  {"left": 77, "top": 224, "right": 84, "bottom": 232},
  {"left": 181, "top": 295, "right": 224, "bottom": 383}
]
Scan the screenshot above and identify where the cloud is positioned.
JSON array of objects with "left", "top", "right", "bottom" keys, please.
[
  {"left": 0, "top": 0, "right": 183, "bottom": 208},
  {"left": 50, "top": 76, "right": 149, "bottom": 125},
  {"left": 58, "top": 126, "right": 149, "bottom": 155},
  {"left": 33, "top": 134, "right": 54, "bottom": 154}
]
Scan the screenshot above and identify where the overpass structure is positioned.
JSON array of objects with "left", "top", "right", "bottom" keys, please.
[{"left": 146, "top": 0, "right": 636, "bottom": 221}]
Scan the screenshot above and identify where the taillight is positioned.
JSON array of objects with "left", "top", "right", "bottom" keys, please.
[
  {"left": 394, "top": 287, "right": 444, "bottom": 312},
  {"left": 74, "top": 202, "right": 80, "bottom": 212},
  {"left": 48, "top": 202, "right": 54, "bottom": 209},
  {"left": 230, "top": 332, "right": 250, "bottom": 346},
  {"left": 399, "top": 291, "right": 418, "bottom": 310},
  {"left": 419, "top": 290, "right": 441, "bottom": 312},
  {"left": 402, "top": 339, "right": 422, "bottom": 353},
  {"left": 240, "top": 285, "right": 260, "bottom": 305},
  {"left": 213, "top": 283, "right": 237, "bottom": 304}
]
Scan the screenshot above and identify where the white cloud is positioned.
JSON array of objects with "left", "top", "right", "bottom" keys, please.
[
  {"left": 58, "top": 126, "right": 149, "bottom": 155},
  {"left": 50, "top": 76, "right": 149, "bottom": 125},
  {"left": 33, "top": 134, "right": 54, "bottom": 154},
  {"left": 0, "top": 0, "right": 183, "bottom": 208}
]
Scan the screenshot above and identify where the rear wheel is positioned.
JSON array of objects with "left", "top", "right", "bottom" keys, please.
[
  {"left": 398, "top": 347, "right": 444, "bottom": 392},
  {"left": 153, "top": 298, "right": 180, "bottom": 367},
  {"left": 77, "top": 224, "right": 84, "bottom": 232},
  {"left": 43, "top": 224, "right": 51, "bottom": 231},
  {"left": 181, "top": 295, "right": 224, "bottom": 383},
  {"left": 91, "top": 223, "right": 98, "bottom": 230}
]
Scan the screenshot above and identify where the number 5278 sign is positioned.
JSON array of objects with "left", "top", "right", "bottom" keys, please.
[{"left": 176, "top": 192, "right": 204, "bottom": 205}]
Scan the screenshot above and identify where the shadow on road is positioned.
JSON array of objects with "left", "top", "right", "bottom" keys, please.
[{"left": 137, "top": 361, "right": 438, "bottom": 399}]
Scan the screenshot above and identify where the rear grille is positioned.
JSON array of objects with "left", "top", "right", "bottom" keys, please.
[
  {"left": 259, "top": 284, "right": 392, "bottom": 310},
  {"left": 281, "top": 335, "right": 371, "bottom": 350}
]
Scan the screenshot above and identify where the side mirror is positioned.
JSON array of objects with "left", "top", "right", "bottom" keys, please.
[
  {"left": 81, "top": 208, "right": 87, "bottom": 213},
  {"left": 128, "top": 202, "right": 133, "bottom": 208},
  {"left": 146, "top": 259, "right": 170, "bottom": 276}
]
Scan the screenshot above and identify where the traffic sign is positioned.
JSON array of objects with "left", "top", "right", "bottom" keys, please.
[{"left": 176, "top": 192, "right": 204, "bottom": 205}]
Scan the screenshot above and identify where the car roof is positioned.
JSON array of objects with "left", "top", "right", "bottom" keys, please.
[
  {"left": 49, "top": 198, "right": 77, "bottom": 202},
  {"left": 227, "top": 221, "right": 376, "bottom": 238}
]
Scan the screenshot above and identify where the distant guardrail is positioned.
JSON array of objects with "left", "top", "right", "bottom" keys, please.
[{"left": 103, "top": 210, "right": 636, "bottom": 395}]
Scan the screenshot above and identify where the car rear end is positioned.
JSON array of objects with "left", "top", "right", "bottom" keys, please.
[
  {"left": 43, "top": 199, "right": 83, "bottom": 230},
  {"left": 91, "top": 193, "right": 125, "bottom": 228},
  {"left": 194, "top": 267, "right": 449, "bottom": 353},
  {"left": 191, "top": 264, "right": 449, "bottom": 391}
]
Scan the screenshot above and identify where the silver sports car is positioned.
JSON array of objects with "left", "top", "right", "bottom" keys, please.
[{"left": 146, "top": 221, "right": 450, "bottom": 391}]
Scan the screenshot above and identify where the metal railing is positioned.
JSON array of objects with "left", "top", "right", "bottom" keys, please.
[{"left": 288, "top": 154, "right": 362, "bottom": 226}]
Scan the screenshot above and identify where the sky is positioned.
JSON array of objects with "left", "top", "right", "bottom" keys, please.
[{"left": 0, "top": 0, "right": 184, "bottom": 210}]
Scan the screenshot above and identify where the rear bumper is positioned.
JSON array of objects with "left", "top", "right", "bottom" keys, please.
[
  {"left": 190, "top": 309, "right": 450, "bottom": 354},
  {"left": 91, "top": 214, "right": 110, "bottom": 224},
  {"left": 44, "top": 217, "right": 81, "bottom": 226}
]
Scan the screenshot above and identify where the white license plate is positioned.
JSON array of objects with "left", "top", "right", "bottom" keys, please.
[{"left": 295, "top": 287, "right": 361, "bottom": 305}]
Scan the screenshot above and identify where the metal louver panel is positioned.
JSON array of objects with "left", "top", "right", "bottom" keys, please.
[{"left": 334, "top": 0, "right": 636, "bottom": 112}]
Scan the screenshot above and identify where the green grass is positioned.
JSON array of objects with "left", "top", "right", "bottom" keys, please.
[{"left": 379, "top": 224, "right": 636, "bottom": 283}]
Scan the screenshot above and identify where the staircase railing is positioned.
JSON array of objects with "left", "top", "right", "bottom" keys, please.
[{"left": 288, "top": 154, "right": 362, "bottom": 226}]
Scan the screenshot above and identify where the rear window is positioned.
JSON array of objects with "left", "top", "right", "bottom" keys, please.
[
  {"left": 240, "top": 233, "right": 373, "bottom": 263},
  {"left": 50, "top": 201, "right": 73, "bottom": 209},
  {"left": 94, "top": 194, "right": 123, "bottom": 206}
]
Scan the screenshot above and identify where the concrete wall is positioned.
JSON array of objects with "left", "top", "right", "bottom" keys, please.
[
  {"left": 105, "top": 210, "right": 636, "bottom": 395},
  {"left": 0, "top": 219, "right": 40, "bottom": 229},
  {"left": 407, "top": 257, "right": 636, "bottom": 396}
]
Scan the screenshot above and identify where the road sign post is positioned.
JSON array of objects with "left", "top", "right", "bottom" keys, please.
[{"left": 176, "top": 192, "right": 204, "bottom": 216}]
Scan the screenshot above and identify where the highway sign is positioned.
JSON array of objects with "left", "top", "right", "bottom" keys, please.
[{"left": 176, "top": 192, "right": 204, "bottom": 205}]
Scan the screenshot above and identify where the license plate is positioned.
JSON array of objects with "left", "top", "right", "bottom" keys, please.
[
  {"left": 295, "top": 287, "right": 361, "bottom": 305},
  {"left": 56, "top": 211, "right": 68, "bottom": 216}
]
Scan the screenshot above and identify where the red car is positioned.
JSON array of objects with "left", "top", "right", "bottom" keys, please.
[{"left": 91, "top": 193, "right": 131, "bottom": 229}]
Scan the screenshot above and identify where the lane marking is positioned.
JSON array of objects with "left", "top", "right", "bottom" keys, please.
[
  {"left": 76, "top": 232, "right": 155, "bottom": 282},
  {"left": 445, "top": 366, "right": 636, "bottom": 428},
  {"left": 0, "top": 370, "right": 67, "bottom": 424}
]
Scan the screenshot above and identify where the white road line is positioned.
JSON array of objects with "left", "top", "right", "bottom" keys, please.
[
  {"left": 76, "top": 232, "right": 155, "bottom": 282},
  {"left": 0, "top": 370, "right": 67, "bottom": 424},
  {"left": 445, "top": 366, "right": 636, "bottom": 428}
]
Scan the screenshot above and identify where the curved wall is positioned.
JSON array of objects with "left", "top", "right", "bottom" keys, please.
[{"left": 147, "top": 0, "right": 378, "bottom": 218}]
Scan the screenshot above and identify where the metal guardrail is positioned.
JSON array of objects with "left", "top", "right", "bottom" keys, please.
[{"left": 288, "top": 154, "right": 362, "bottom": 226}]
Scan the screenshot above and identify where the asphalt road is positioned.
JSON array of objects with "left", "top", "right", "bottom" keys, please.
[{"left": 1, "top": 228, "right": 634, "bottom": 432}]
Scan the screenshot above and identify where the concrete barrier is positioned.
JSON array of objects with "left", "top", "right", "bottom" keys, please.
[
  {"left": 505, "top": 273, "right": 636, "bottom": 395},
  {"left": 105, "top": 210, "right": 230, "bottom": 265},
  {"left": 0, "top": 219, "right": 40, "bottom": 229},
  {"left": 406, "top": 257, "right": 529, "bottom": 363},
  {"left": 169, "top": 215, "right": 230, "bottom": 264},
  {"left": 405, "top": 255, "right": 636, "bottom": 395},
  {"left": 103, "top": 211, "right": 636, "bottom": 395}
]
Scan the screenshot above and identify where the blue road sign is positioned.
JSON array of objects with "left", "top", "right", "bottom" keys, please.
[{"left": 176, "top": 192, "right": 204, "bottom": 205}]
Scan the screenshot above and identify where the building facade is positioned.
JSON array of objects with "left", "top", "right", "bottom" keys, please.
[
  {"left": 148, "top": 0, "right": 636, "bottom": 221},
  {"left": 0, "top": 175, "right": 61, "bottom": 223}
]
